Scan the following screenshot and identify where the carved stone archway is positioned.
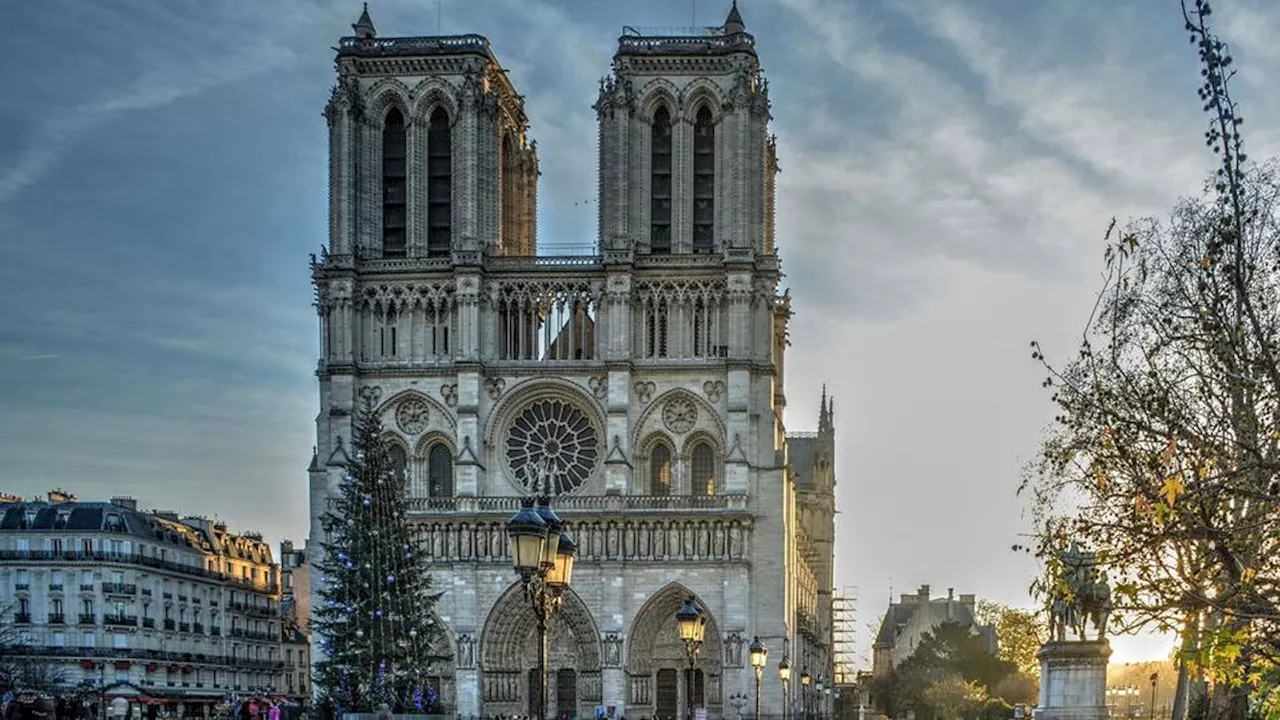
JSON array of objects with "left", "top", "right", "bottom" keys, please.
[
  {"left": 626, "top": 583, "right": 724, "bottom": 719},
  {"left": 480, "top": 582, "right": 602, "bottom": 718}
]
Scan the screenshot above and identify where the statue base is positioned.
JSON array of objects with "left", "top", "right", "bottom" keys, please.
[{"left": 1034, "top": 640, "right": 1111, "bottom": 720}]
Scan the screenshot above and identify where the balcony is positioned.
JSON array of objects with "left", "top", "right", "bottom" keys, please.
[
  {"left": 15, "top": 583, "right": 29, "bottom": 591},
  {"left": 178, "top": 595, "right": 188, "bottom": 603},
  {"left": 13, "top": 613, "right": 30, "bottom": 624},
  {"left": 210, "top": 626, "right": 222, "bottom": 636},
  {"left": 104, "top": 614, "right": 137, "bottom": 628},
  {"left": 79, "top": 584, "right": 94, "bottom": 592},
  {"left": 162, "top": 592, "right": 172, "bottom": 600},
  {"left": 78, "top": 614, "right": 95, "bottom": 625},
  {"left": 49, "top": 584, "right": 63, "bottom": 592},
  {"left": 405, "top": 493, "right": 747, "bottom": 514},
  {"left": 193, "top": 623, "right": 204, "bottom": 634},
  {"left": 142, "top": 618, "right": 155, "bottom": 629},
  {"left": 48, "top": 614, "right": 65, "bottom": 624},
  {"left": 103, "top": 583, "right": 137, "bottom": 596},
  {"left": 164, "top": 619, "right": 176, "bottom": 631},
  {"left": 141, "top": 588, "right": 152, "bottom": 597},
  {"left": 179, "top": 623, "right": 191, "bottom": 633}
]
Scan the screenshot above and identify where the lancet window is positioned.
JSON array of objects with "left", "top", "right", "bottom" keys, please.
[
  {"left": 427, "top": 443, "right": 453, "bottom": 498},
  {"left": 690, "top": 442, "right": 716, "bottom": 496},
  {"left": 427, "top": 108, "right": 452, "bottom": 257},
  {"left": 650, "top": 445, "right": 673, "bottom": 496},
  {"left": 692, "top": 106, "right": 715, "bottom": 252},
  {"left": 388, "top": 444, "right": 409, "bottom": 485},
  {"left": 650, "top": 107, "right": 673, "bottom": 253},
  {"left": 636, "top": 281, "right": 726, "bottom": 360},
  {"left": 381, "top": 108, "right": 407, "bottom": 257}
]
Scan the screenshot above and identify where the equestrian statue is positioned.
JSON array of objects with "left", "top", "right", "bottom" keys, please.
[{"left": 1047, "top": 540, "right": 1112, "bottom": 642}]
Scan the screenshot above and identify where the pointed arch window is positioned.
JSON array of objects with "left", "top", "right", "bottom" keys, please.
[
  {"left": 427, "top": 443, "right": 453, "bottom": 498},
  {"left": 388, "top": 444, "right": 408, "bottom": 486},
  {"left": 650, "top": 445, "right": 673, "bottom": 496},
  {"left": 692, "top": 106, "right": 715, "bottom": 252},
  {"left": 690, "top": 442, "right": 715, "bottom": 496},
  {"left": 650, "top": 107, "right": 673, "bottom": 254},
  {"left": 381, "top": 108, "right": 407, "bottom": 257},
  {"left": 427, "top": 108, "right": 452, "bottom": 257}
]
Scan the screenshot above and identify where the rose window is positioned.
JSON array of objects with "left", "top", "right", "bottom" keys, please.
[{"left": 505, "top": 398, "right": 600, "bottom": 495}]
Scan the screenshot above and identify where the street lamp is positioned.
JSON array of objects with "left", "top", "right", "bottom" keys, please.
[
  {"left": 800, "top": 669, "right": 811, "bottom": 720},
  {"left": 749, "top": 637, "right": 768, "bottom": 720},
  {"left": 816, "top": 677, "right": 825, "bottom": 720},
  {"left": 778, "top": 655, "right": 792, "bottom": 720},
  {"left": 506, "top": 495, "right": 577, "bottom": 720},
  {"left": 1148, "top": 673, "right": 1158, "bottom": 720},
  {"left": 676, "top": 597, "right": 706, "bottom": 720}
]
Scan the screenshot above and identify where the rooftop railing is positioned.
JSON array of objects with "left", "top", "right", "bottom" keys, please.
[
  {"left": 0, "top": 550, "right": 279, "bottom": 594},
  {"left": 406, "top": 493, "right": 747, "bottom": 514}
]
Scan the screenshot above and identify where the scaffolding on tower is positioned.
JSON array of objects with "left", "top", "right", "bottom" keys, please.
[{"left": 833, "top": 587, "right": 857, "bottom": 685}]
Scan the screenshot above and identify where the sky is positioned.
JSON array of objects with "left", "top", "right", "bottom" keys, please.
[{"left": 3, "top": 0, "right": 1280, "bottom": 667}]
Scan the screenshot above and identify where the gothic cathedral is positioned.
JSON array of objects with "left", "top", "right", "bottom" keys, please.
[{"left": 307, "top": 4, "right": 837, "bottom": 717}]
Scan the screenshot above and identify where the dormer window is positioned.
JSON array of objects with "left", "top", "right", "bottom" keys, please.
[
  {"left": 381, "top": 108, "right": 408, "bottom": 257},
  {"left": 650, "top": 106, "right": 673, "bottom": 253}
]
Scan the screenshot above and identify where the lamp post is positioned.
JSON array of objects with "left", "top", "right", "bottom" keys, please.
[
  {"left": 1148, "top": 673, "right": 1158, "bottom": 720},
  {"left": 778, "top": 655, "right": 792, "bottom": 720},
  {"left": 749, "top": 637, "right": 768, "bottom": 720},
  {"left": 816, "top": 677, "right": 825, "bottom": 720},
  {"left": 676, "top": 597, "right": 706, "bottom": 720},
  {"left": 506, "top": 494, "right": 577, "bottom": 720},
  {"left": 800, "top": 669, "right": 811, "bottom": 720},
  {"left": 729, "top": 693, "right": 748, "bottom": 719}
]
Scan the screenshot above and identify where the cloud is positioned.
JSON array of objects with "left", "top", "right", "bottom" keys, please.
[{"left": 12, "top": 354, "right": 58, "bottom": 362}]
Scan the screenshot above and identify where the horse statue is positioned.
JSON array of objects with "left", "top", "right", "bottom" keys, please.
[{"left": 1047, "top": 540, "right": 1113, "bottom": 642}]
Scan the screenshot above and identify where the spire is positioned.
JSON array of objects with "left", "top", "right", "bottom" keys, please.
[
  {"left": 818, "top": 384, "right": 831, "bottom": 433},
  {"left": 724, "top": 0, "right": 746, "bottom": 34},
  {"left": 352, "top": 3, "right": 377, "bottom": 39}
]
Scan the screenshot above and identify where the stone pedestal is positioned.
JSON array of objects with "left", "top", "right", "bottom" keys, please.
[{"left": 1035, "top": 641, "right": 1111, "bottom": 720}]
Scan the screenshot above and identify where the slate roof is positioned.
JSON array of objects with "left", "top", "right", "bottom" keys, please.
[{"left": 788, "top": 435, "right": 815, "bottom": 490}]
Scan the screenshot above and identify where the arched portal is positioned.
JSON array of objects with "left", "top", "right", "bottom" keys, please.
[
  {"left": 480, "top": 583, "right": 602, "bottom": 718},
  {"left": 626, "top": 583, "right": 724, "bottom": 720}
]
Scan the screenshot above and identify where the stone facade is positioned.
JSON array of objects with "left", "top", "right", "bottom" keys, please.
[
  {"left": 306, "top": 4, "right": 836, "bottom": 718},
  {"left": 871, "top": 585, "right": 997, "bottom": 678},
  {"left": 0, "top": 494, "right": 294, "bottom": 712}
]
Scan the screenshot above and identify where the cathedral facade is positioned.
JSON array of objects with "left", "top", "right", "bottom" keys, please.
[{"left": 306, "top": 4, "right": 836, "bottom": 717}]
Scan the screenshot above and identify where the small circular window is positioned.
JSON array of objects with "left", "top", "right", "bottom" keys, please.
[{"left": 505, "top": 398, "right": 600, "bottom": 495}]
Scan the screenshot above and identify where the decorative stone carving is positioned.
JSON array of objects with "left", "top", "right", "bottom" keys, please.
[
  {"left": 439, "top": 384, "right": 458, "bottom": 408},
  {"left": 703, "top": 380, "right": 725, "bottom": 403},
  {"left": 395, "top": 397, "right": 430, "bottom": 435},
  {"left": 602, "top": 633, "right": 623, "bottom": 667},
  {"left": 633, "top": 381, "right": 656, "bottom": 404},
  {"left": 485, "top": 377, "right": 506, "bottom": 400},
  {"left": 328, "top": 405, "right": 350, "bottom": 417},
  {"left": 662, "top": 397, "right": 698, "bottom": 434},
  {"left": 504, "top": 398, "right": 601, "bottom": 495},
  {"left": 588, "top": 375, "right": 609, "bottom": 400},
  {"left": 456, "top": 633, "right": 475, "bottom": 669},
  {"left": 358, "top": 385, "right": 382, "bottom": 404},
  {"left": 725, "top": 632, "right": 745, "bottom": 667}
]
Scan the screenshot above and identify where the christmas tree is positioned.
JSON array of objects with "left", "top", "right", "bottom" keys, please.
[{"left": 312, "top": 402, "right": 450, "bottom": 715}]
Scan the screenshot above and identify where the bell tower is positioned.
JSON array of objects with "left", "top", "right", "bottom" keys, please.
[{"left": 594, "top": 2, "right": 777, "bottom": 258}]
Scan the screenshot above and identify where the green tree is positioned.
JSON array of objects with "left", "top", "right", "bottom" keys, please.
[
  {"left": 873, "top": 623, "right": 1019, "bottom": 719},
  {"left": 976, "top": 601, "right": 1045, "bottom": 678},
  {"left": 1021, "top": 2, "right": 1280, "bottom": 718},
  {"left": 311, "top": 402, "right": 451, "bottom": 714}
]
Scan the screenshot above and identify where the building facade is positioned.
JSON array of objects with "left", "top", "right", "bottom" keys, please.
[
  {"left": 0, "top": 495, "right": 293, "bottom": 714},
  {"left": 307, "top": 4, "right": 837, "bottom": 717},
  {"left": 871, "top": 585, "right": 997, "bottom": 678}
]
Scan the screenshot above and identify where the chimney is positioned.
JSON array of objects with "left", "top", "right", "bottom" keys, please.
[
  {"left": 946, "top": 589, "right": 954, "bottom": 620},
  {"left": 109, "top": 496, "right": 136, "bottom": 510},
  {"left": 959, "top": 593, "right": 976, "bottom": 611},
  {"left": 918, "top": 584, "right": 930, "bottom": 602},
  {"left": 901, "top": 594, "right": 916, "bottom": 605},
  {"left": 153, "top": 510, "right": 179, "bottom": 521}
]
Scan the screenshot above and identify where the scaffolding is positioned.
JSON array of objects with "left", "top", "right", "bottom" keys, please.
[{"left": 833, "top": 587, "right": 857, "bottom": 684}]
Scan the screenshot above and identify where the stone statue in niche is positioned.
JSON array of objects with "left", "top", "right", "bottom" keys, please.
[
  {"left": 603, "top": 633, "right": 623, "bottom": 667},
  {"left": 456, "top": 633, "right": 475, "bottom": 669},
  {"left": 725, "top": 633, "right": 745, "bottom": 667}
]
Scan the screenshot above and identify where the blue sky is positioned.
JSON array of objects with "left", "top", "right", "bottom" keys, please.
[{"left": 3, "top": 0, "right": 1280, "bottom": 665}]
